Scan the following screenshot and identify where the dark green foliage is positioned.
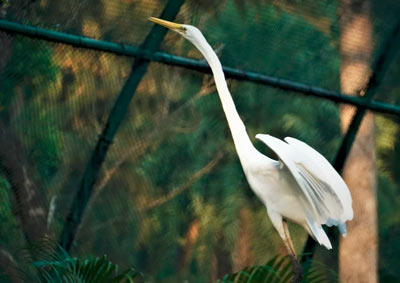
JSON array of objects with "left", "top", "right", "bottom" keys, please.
[
  {"left": 12, "top": 239, "right": 143, "bottom": 283},
  {"left": 35, "top": 255, "right": 143, "bottom": 283},
  {"left": 0, "top": 175, "right": 22, "bottom": 248},
  {"left": 218, "top": 256, "right": 336, "bottom": 283},
  {"left": 0, "top": 36, "right": 58, "bottom": 116}
]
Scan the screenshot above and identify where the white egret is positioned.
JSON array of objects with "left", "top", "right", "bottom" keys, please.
[{"left": 149, "top": 17, "right": 353, "bottom": 278}]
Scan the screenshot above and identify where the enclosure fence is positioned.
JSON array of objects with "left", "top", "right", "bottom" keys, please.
[{"left": 1, "top": 0, "right": 400, "bottom": 273}]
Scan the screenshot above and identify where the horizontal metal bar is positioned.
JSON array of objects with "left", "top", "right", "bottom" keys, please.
[
  {"left": 1, "top": 19, "right": 399, "bottom": 117},
  {"left": 155, "top": 53, "right": 400, "bottom": 116},
  {"left": 0, "top": 19, "right": 142, "bottom": 56}
]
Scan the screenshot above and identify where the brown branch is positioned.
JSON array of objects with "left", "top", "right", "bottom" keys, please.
[
  {"left": 269, "top": 0, "right": 332, "bottom": 36},
  {"left": 139, "top": 152, "right": 223, "bottom": 211},
  {"left": 77, "top": 153, "right": 223, "bottom": 236}
]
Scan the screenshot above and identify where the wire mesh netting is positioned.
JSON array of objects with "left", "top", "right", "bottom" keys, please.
[{"left": 1, "top": 0, "right": 400, "bottom": 282}]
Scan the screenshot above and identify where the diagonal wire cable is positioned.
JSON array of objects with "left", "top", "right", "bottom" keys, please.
[
  {"left": 0, "top": 19, "right": 400, "bottom": 117},
  {"left": 301, "top": 17, "right": 400, "bottom": 265},
  {"left": 58, "top": 0, "right": 185, "bottom": 251}
]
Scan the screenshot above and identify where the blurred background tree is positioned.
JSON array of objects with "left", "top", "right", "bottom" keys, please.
[{"left": 338, "top": 0, "right": 376, "bottom": 282}]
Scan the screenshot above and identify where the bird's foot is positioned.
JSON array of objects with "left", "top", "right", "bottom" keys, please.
[{"left": 289, "top": 254, "right": 303, "bottom": 283}]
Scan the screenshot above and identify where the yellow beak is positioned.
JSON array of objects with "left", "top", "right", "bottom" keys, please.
[{"left": 148, "top": 17, "right": 184, "bottom": 31}]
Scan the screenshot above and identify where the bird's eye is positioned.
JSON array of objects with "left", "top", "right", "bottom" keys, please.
[{"left": 180, "top": 26, "right": 187, "bottom": 33}]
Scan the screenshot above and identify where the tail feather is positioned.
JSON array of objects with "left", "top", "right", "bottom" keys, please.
[
  {"left": 326, "top": 218, "right": 348, "bottom": 236},
  {"left": 307, "top": 217, "right": 332, "bottom": 250},
  {"left": 338, "top": 223, "right": 347, "bottom": 236}
]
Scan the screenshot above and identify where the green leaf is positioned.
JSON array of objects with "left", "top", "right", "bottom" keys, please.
[
  {"left": 17, "top": 238, "right": 143, "bottom": 282},
  {"left": 218, "top": 255, "right": 333, "bottom": 283}
]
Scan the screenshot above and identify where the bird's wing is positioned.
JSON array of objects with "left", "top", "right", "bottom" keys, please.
[
  {"left": 255, "top": 134, "right": 353, "bottom": 229},
  {"left": 284, "top": 137, "right": 353, "bottom": 223}
]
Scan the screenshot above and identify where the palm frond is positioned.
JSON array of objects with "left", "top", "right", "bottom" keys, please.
[
  {"left": 35, "top": 254, "right": 143, "bottom": 283},
  {"left": 15, "top": 237, "right": 143, "bottom": 282},
  {"left": 218, "top": 255, "right": 335, "bottom": 283}
]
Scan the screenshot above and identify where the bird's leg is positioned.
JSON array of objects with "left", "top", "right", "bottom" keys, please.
[
  {"left": 267, "top": 210, "right": 303, "bottom": 283},
  {"left": 282, "top": 220, "right": 297, "bottom": 258},
  {"left": 282, "top": 219, "right": 303, "bottom": 283}
]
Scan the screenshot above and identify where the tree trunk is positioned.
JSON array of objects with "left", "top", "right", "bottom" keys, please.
[
  {"left": 339, "top": 1, "right": 377, "bottom": 282},
  {"left": 0, "top": 0, "right": 48, "bottom": 246},
  {"left": 0, "top": 123, "right": 48, "bottom": 245}
]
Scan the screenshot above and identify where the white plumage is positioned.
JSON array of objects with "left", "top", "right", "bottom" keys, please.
[
  {"left": 255, "top": 134, "right": 353, "bottom": 249},
  {"left": 149, "top": 17, "right": 353, "bottom": 256}
]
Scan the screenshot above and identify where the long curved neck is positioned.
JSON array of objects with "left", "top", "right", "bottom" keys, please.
[{"left": 192, "top": 37, "right": 260, "bottom": 163}]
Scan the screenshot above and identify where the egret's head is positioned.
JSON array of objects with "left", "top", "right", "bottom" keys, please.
[{"left": 148, "top": 17, "right": 204, "bottom": 45}]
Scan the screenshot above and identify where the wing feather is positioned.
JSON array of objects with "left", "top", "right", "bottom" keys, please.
[
  {"left": 255, "top": 134, "right": 353, "bottom": 229},
  {"left": 284, "top": 137, "right": 353, "bottom": 221}
]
